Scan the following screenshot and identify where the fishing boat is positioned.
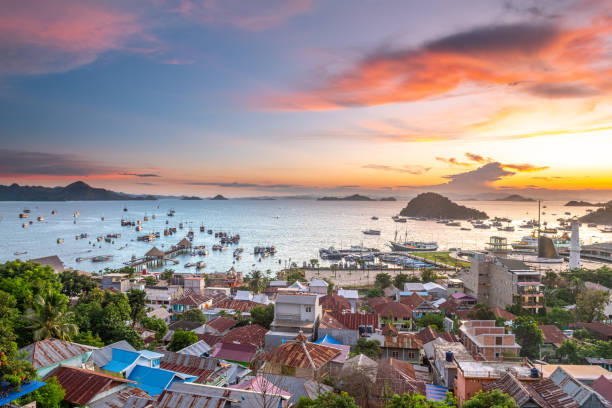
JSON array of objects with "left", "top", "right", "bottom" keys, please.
[
  {"left": 460, "top": 227, "right": 471, "bottom": 231},
  {"left": 196, "top": 261, "right": 206, "bottom": 269},
  {"left": 137, "top": 219, "right": 142, "bottom": 225},
  {"left": 320, "top": 247, "right": 343, "bottom": 260},
  {"left": 208, "top": 229, "right": 213, "bottom": 234},
  {"left": 152, "top": 214, "right": 156, "bottom": 219},
  {"left": 200, "top": 225, "right": 205, "bottom": 232},
  {"left": 392, "top": 215, "right": 407, "bottom": 223},
  {"left": 51, "top": 210, "right": 57, "bottom": 215},
  {"left": 22, "top": 223, "right": 28, "bottom": 228},
  {"left": 75, "top": 256, "right": 88, "bottom": 262},
  {"left": 601, "top": 226, "right": 612, "bottom": 233},
  {"left": 37, "top": 216, "right": 44, "bottom": 221},
  {"left": 588, "top": 223, "right": 597, "bottom": 227},
  {"left": 371, "top": 216, "right": 379, "bottom": 220},
  {"left": 474, "top": 224, "right": 491, "bottom": 229},
  {"left": 144, "top": 215, "right": 149, "bottom": 222},
  {"left": 388, "top": 240, "right": 438, "bottom": 252},
  {"left": 23, "top": 209, "right": 31, "bottom": 213},
  {"left": 92, "top": 255, "right": 112, "bottom": 262},
  {"left": 184, "top": 262, "right": 196, "bottom": 268},
  {"left": 541, "top": 227, "right": 558, "bottom": 234},
  {"left": 136, "top": 225, "right": 143, "bottom": 231},
  {"left": 167, "top": 209, "right": 175, "bottom": 216},
  {"left": 498, "top": 226, "right": 515, "bottom": 232},
  {"left": 363, "top": 229, "right": 381, "bottom": 235},
  {"left": 123, "top": 207, "right": 128, "bottom": 212},
  {"left": 179, "top": 222, "right": 184, "bottom": 229},
  {"left": 57, "top": 238, "right": 64, "bottom": 244},
  {"left": 29, "top": 220, "right": 33, "bottom": 225},
  {"left": 446, "top": 221, "right": 461, "bottom": 227},
  {"left": 19, "top": 213, "right": 28, "bottom": 218},
  {"left": 101, "top": 216, "right": 104, "bottom": 221},
  {"left": 564, "top": 212, "right": 571, "bottom": 215},
  {"left": 14, "top": 251, "right": 27, "bottom": 255},
  {"left": 511, "top": 236, "right": 538, "bottom": 251}
]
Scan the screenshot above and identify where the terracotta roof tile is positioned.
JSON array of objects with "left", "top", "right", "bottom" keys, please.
[
  {"left": 492, "top": 307, "right": 516, "bottom": 321},
  {"left": 538, "top": 325, "right": 567, "bottom": 347},
  {"left": 319, "top": 294, "right": 351, "bottom": 312},
  {"left": 257, "top": 334, "right": 340, "bottom": 369},
  {"left": 213, "top": 299, "right": 260, "bottom": 313},
  {"left": 400, "top": 293, "right": 425, "bottom": 310},
  {"left": 415, "top": 326, "right": 457, "bottom": 344},
  {"left": 171, "top": 292, "right": 208, "bottom": 307},
  {"left": 206, "top": 317, "right": 237, "bottom": 334},
  {"left": 221, "top": 324, "right": 268, "bottom": 349},
  {"left": 320, "top": 313, "right": 348, "bottom": 330},
  {"left": 373, "top": 302, "right": 412, "bottom": 320},
  {"left": 483, "top": 372, "right": 578, "bottom": 408},
  {"left": 367, "top": 296, "right": 392, "bottom": 308},
  {"left": 381, "top": 324, "right": 422, "bottom": 349},
  {"left": 331, "top": 312, "right": 378, "bottom": 331},
  {"left": 197, "top": 333, "right": 221, "bottom": 346}
]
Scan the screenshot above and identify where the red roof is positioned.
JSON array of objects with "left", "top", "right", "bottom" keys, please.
[
  {"left": 171, "top": 292, "right": 209, "bottom": 307},
  {"left": 579, "top": 322, "right": 612, "bottom": 338},
  {"left": 492, "top": 307, "right": 516, "bottom": 321},
  {"left": 538, "top": 325, "right": 567, "bottom": 347},
  {"left": 381, "top": 324, "right": 422, "bottom": 349},
  {"left": 257, "top": 333, "right": 340, "bottom": 369},
  {"left": 367, "top": 296, "right": 392, "bottom": 308},
  {"left": 373, "top": 302, "right": 412, "bottom": 320},
  {"left": 211, "top": 342, "right": 257, "bottom": 363},
  {"left": 213, "top": 299, "right": 260, "bottom": 313},
  {"left": 159, "top": 351, "right": 221, "bottom": 383},
  {"left": 319, "top": 294, "right": 351, "bottom": 312},
  {"left": 206, "top": 317, "right": 237, "bottom": 334},
  {"left": 331, "top": 311, "right": 378, "bottom": 330},
  {"left": 414, "top": 326, "right": 457, "bottom": 344},
  {"left": 46, "top": 366, "right": 134, "bottom": 405},
  {"left": 197, "top": 333, "right": 221, "bottom": 347},
  {"left": 400, "top": 293, "right": 425, "bottom": 310},
  {"left": 221, "top": 324, "right": 268, "bottom": 349},
  {"left": 320, "top": 313, "right": 349, "bottom": 330},
  {"left": 591, "top": 375, "right": 612, "bottom": 404}
]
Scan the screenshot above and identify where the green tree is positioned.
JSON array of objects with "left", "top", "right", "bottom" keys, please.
[
  {"left": 168, "top": 329, "right": 198, "bottom": 352},
  {"left": 421, "top": 269, "right": 440, "bottom": 283},
  {"left": 375, "top": 273, "right": 392, "bottom": 289},
  {"left": 179, "top": 308, "right": 207, "bottom": 324},
  {"left": 127, "top": 289, "right": 147, "bottom": 325},
  {"left": 468, "top": 303, "right": 495, "bottom": 320},
  {"left": 416, "top": 313, "right": 444, "bottom": 330},
  {"left": 462, "top": 389, "right": 517, "bottom": 408},
  {"left": 512, "top": 316, "right": 543, "bottom": 359},
  {"left": 393, "top": 274, "right": 410, "bottom": 290},
  {"left": 324, "top": 278, "right": 334, "bottom": 295},
  {"left": 296, "top": 391, "right": 359, "bottom": 408},
  {"left": 74, "top": 330, "right": 105, "bottom": 347},
  {"left": 284, "top": 268, "right": 306, "bottom": 284},
  {"left": 30, "top": 376, "right": 65, "bottom": 408},
  {"left": 352, "top": 337, "right": 382, "bottom": 359},
  {"left": 248, "top": 270, "right": 266, "bottom": 293},
  {"left": 555, "top": 339, "right": 582, "bottom": 363},
  {"left": 366, "top": 287, "right": 383, "bottom": 298},
  {"left": 0, "top": 260, "right": 62, "bottom": 311},
  {"left": 575, "top": 289, "right": 609, "bottom": 322},
  {"left": 251, "top": 304, "right": 275, "bottom": 329},
  {"left": 141, "top": 316, "right": 168, "bottom": 341},
  {"left": 160, "top": 268, "right": 175, "bottom": 282},
  {"left": 59, "top": 271, "right": 96, "bottom": 297},
  {"left": 545, "top": 306, "right": 575, "bottom": 329},
  {"left": 24, "top": 289, "right": 78, "bottom": 341},
  {"left": 143, "top": 276, "right": 158, "bottom": 286},
  {"left": 387, "top": 392, "right": 457, "bottom": 407}
]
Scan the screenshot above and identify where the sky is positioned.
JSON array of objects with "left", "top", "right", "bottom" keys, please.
[{"left": 0, "top": 0, "right": 611, "bottom": 199}]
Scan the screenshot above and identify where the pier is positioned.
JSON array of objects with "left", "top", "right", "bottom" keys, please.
[{"left": 124, "top": 238, "right": 192, "bottom": 271}]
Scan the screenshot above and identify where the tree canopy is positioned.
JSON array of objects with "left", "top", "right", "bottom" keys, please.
[
  {"left": 168, "top": 329, "right": 198, "bottom": 352},
  {"left": 461, "top": 389, "right": 517, "bottom": 408},
  {"left": 512, "top": 316, "right": 543, "bottom": 359}
]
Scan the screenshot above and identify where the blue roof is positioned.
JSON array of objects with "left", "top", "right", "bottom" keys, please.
[
  {"left": 425, "top": 383, "right": 448, "bottom": 403},
  {"left": 314, "top": 334, "right": 342, "bottom": 345},
  {"left": 127, "top": 365, "right": 195, "bottom": 397},
  {"left": 102, "top": 348, "right": 140, "bottom": 373},
  {"left": 0, "top": 381, "right": 46, "bottom": 405}
]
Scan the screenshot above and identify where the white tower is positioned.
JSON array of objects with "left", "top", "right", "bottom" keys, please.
[{"left": 569, "top": 218, "right": 581, "bottom": 270}]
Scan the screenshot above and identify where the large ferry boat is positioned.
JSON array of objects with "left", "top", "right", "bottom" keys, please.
[
  {"left": 511, "top": 236, "right": 538, "bottom": 251},
  {"left": 388, "top": 240, "right": 438, "bottom": 252}
]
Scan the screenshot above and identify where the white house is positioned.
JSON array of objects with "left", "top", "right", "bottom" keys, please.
[
  {"left": 265, "top": 294, "right": 322, "bottom": 349},
  {"left": 337, "top": 289, "right": 359, "bottom": 312},
  {"left": 309, "top": 279, "right": 329, "bottom": 295},
  {"left": 423, "top": 282, "right": 447, "bottom": 300}
]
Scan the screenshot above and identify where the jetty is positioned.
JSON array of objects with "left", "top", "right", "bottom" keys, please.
[{"left": 124, "top": 238, "right": 192, "bottom": 271}]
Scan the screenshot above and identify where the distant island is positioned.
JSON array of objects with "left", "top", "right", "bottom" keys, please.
[
  {"left": 494, "top": 194, "right": 535, "bottom": 202},
  {"left": 210, "top": 194, "right": 228, "bottom": 200},
  {"left": 379, "top": 197, "right": 397, "bottom": 201},
  {"left": 399, "top": 192, "right": 488, "bottom": 220},
  {"left": 565, "top": 200, "right": 605, "bottom": 207},
  {"left": 181, "top": 196, "right": 202, "bottom": 200},
  {"left": 0, "top": 181, "right": 157, "bottom": 201},
  {"left": 318, "top": 194, "right": 374, "bottom": 201},
  {"left": 579, "top": 202, "right": 612, "bottom": 225}
]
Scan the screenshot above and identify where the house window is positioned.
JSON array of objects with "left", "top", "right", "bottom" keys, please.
[
  {"left": 495, "top": 352, "right": 500, "bottom": 359},
  {"left": 305, "top": 306, "right": 312, "bottom": 313},
  {"left": 408, "top": 350, "right": 416, "bottom": 360},
  {"left": 496, "top": 337, "right": 502, "bottom": 345},
  {"left": 391, "top": 351, "right": 399, "bottom": 358}
]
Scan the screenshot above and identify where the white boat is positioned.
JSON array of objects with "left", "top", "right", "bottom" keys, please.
[
  {"left": 601, "top": 226, "right": 612, "bottom": 233},
  {"left": 511, "top": 236, "right": 538, "bottom": 251},
  {"left": 363, "top": 229, "right": 381, "bottom": 235},
  {"left": 388, "top": 241, "right": 438, "bottom": 252}
]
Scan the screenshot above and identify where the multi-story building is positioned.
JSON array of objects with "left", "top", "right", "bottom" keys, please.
[
  {"left": 265, "top": 294, "right": 322, "bottom": 349},
  {"left": 463, "top": 255, "right": 543, "bottom": 312},
  {"left": 458, "top": 320, "right": 521, "bottom": 360}
]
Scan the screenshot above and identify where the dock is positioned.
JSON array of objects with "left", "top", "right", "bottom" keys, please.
[{"left": 124, "top": 238, "right": 192, "bottom": 271}]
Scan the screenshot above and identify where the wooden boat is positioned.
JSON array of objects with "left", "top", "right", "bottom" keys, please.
[
  {"left": 19, "top": 213, "right": 28, "bottom": 218},
  {"left": 57, "top": 238, "right": 64, "bottom": 244},
  {"left": 22, "top": 223, "right": 28, "bottom": 228},
  {"left": 196, "top": 261, "right": 206, "bottom": 269},
  {"left": 37, "top": 216, "right": 44, "bottom": 221},
  {"left": 51, "top": 210, "right": 57, "bottom": 215},
  {"left": 14, "top": 251, "right": 27, "bottom": 255},
  {"left": 23, "top": 209, "right": 31, "bottom": 213},
  {"left": 136, "top": 225, "right": 143, "bottom": 231},
  {"left": 92, "top": 255, "right": 112, "bottom": 262}
]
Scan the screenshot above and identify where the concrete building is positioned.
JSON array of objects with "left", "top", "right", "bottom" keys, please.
[
  {"left": 308, "top": 279, "right": 328, "bottom": 295},
  {"left": 431, "top": 340, "right": 473, "bottom": 390},
  {"left": 459, "top": 320, "right": 521, "bottom": 360},
  {"left": 578, "top": 242, "right": 612, "bottom": 264},
  {"left": 266, "top": 294, "right": 322, "bottom": 349},
  {"left": 464, "top": 255, "right": 544, "bottom": 313},
  {"left": 101, "top": 273, "right": 130, "bottom": 292},
  {"left": 570, "top": 219, "right": 581, "bottom": 270},
  {"left": 183, "top": 277, "right": 205, "bottom": 295},
  {"left": 446, "top": 278, "right": 464, "bottom": 297}
]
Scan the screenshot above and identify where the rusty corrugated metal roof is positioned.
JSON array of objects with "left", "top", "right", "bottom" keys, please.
[
  {"left": 221, "top": 324, "right": 268, "bottom": 348},
  {"left": 212, "top": 299, "right": 260, "bottom": 313},
  {"left": 319, "top": 294, "right": 351, "bottom": 312},
  {"left": 206, "top": 317, "right": 237, "bottom": 333},
  {"left": 89, "top": 386, "right": 153, "bottom": 408},
  {"left": 331, "top": 311, "right": 378, "bottom": 330},
  {"left": 20, "top": 338, "right": 96, "bottom": 369},
  {"left": 46, "top": 366, "right": 134, "bottom": 405}
]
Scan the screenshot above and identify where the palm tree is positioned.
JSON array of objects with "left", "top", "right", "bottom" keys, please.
[
  {"left": 25, "top": 290, "right": 78, "bottom": 341},
  {"left": 249, "top": 270, "right": 264, "bottom": 294}
]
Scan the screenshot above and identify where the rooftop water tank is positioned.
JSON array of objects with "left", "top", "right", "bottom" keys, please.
[
  {"left": 530, "top": 367, "right": 539, "bottom": 378},
  {"left": 446, "top": 351, "right": 453, "bottom": 362}
]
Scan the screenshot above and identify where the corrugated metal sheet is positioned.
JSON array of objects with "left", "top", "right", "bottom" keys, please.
[
  {"left": 177, "top": 341, "right": 212, "bottom": 357},
  {"left": 20, "top": 338, "right": 96, "bottom": 369},
  {"left": 46, "top": 366, "right": 134, "bottom": 405},
  {"left": 89, "top": 386, "right": 153, "bottom": 408},
  {"left": 212, "top": 299, "right": 260, "bottom": 313},
  {"left": 206, "top": 317, "right": 238, "bottom": 333},
  {"left": 156, "top": 390, "right": 227, "bottom": 408},
  {"left": 331, "top": 311, "right": 378, "bottom": 330},
  {"left": 221, "top": 324, "right": 268, "bottom": 348}
]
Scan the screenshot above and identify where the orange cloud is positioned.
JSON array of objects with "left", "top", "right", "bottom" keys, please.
[
  {"left": 435, "top": 157, "right": 472, "bottom": 167},
  {"left": 0, "top": 0, "right": 151, "bottom": 74},
  {"left": 465, "top": 152, "right": 492, "bottom": 163},
  {"left": 264, "top": 14, "right": 612, "bottom": 110},
  {"left": 501, "top": 163, "right": 549, "bottom": 172}
]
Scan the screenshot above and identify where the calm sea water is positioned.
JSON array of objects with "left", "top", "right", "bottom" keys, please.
[{"left": 0, "top": 199, "right": 604, "bottom": 274}]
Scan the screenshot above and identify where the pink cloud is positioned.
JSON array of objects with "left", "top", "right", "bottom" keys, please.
[
  {"left": 0, "top": 0, "right": 152, "bottom": 74},
  {"left": 178, "top": 0, "right": 313, "bottom": 31}
]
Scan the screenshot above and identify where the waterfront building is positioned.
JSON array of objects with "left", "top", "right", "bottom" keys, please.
[{"left": 463, "top": 255, "right": 544, "bottom": 313}]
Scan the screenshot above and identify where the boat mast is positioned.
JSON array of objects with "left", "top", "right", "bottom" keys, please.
[{"left": 537, "top": 200, "right": 541, "bottom": 239}]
